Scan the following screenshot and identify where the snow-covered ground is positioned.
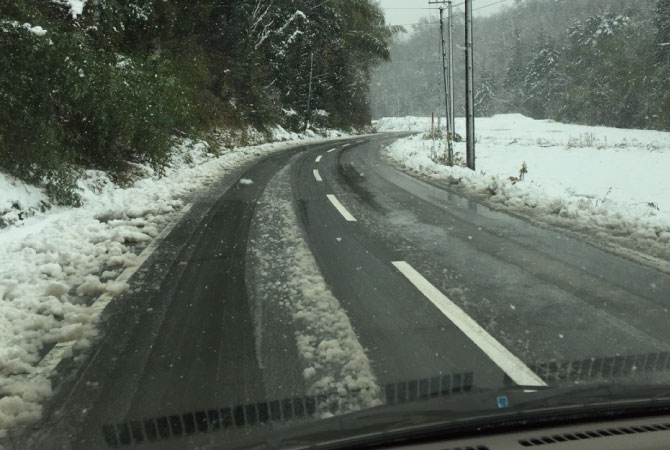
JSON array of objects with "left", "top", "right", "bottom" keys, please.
[
  {"left": 376, "top": 114, "right": 670, "bottom": 266},
  {"left": 0, "top": 126, "right": 349, "bottom": 436}
]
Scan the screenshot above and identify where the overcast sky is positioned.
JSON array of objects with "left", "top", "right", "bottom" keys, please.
[{"left": 378, "top": 0, "right": 517, "bottom": 27}]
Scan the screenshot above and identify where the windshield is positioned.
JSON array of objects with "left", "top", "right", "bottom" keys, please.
[{"left": 2, "top": 0, "right": 670, "bottom": 449}]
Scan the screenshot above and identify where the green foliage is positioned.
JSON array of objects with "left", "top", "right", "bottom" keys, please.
[
  {"left": 475, "top": 67, "right": 498, "bottom": 117},
  {"left": 1, "top": 0, "right": 393, "bottom": 203},
  {"left": 555, "top": 13, "right": 655, "bottom": 128},
  {"left": 655, "top": 0, "right": 670, "bottom": 66},
  {"left": 44, "top": 164, "right": 82, "bottom": 207},
  {"left": 653, "top": 0, "right": 670, "bottom": 125},
  {"left": 503, "top": 27, "right": 526, "bottom": 107},
  {"left": 0, "top": 15, "right": 195, "bottom": 202},
  {"left": 522, "top": 31, "right": 562, "bottom": 118}
]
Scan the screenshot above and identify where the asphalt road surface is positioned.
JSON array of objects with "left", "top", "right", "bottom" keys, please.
[{"left": 13, "top": 134, "right": 670, "bottom": 449}]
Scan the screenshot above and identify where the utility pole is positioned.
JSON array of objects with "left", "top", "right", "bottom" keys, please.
[
  {"left": 464, "top": 0, "right": 476, "bottom": 170},
  {"left": 304, "top": 52, "right": 314, "bottom": 131},
  {"left": 439, "top": 8, "right": 453, "bottom": 164},
  {"left": 430, "top": 0, "right": 453, "bottom": 164},
  {"left": 447, "top": 0, "right": 455, "bottom": 137}
]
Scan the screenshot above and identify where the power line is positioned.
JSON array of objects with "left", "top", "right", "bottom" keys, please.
[
  {"left": 380, "top": 0, "right": 511, "bottom": 9},
  {"left": 389, "top": 0, "right": 512, "bottom": 26}
]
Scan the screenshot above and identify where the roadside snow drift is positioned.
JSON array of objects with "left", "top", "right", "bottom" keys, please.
[
  {"left": 0, "top": 127, "right": 349, "bottom": 437},
  {"left": 379, "top": 114, "right": 670, "bottom": 266}
]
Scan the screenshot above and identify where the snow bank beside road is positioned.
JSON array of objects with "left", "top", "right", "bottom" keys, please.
[
  {"left": 0, "top": 177, "right": 49, "bottom": 229},
  {"left": 0, "top": 127, "right": 349, "bottom": 437},
  {"left": 0, "top": 125, "right": 338, "bottom": 229},
  {"left": 381, "top": 115, "right": 670, "bottom": 265}
]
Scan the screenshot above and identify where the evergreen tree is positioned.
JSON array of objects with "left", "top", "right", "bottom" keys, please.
[
  {"left": 654, "top": 0, "right": 670, "bottom": 66},
  {"left": 503, "top": 27, "right": 527, "bottom": 112},
  {"left": 370, "top": 0, "right": 666, "bottom": 130},
  {"left": 475, "top": 67, "right": 497, "bottom": 117},
  {"left": 653, "top": 0, "right": 670, "bottom": 128},
  {"left": 559, "top": 12, "right": 650, "bottom": 127},
  {"left": 522, "top": 31, "right": 562, "bottom": 118}
]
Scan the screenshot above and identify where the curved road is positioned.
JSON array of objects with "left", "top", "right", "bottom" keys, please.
[{"left": 15, "top": 133, "right": 670, "bottom": 449}]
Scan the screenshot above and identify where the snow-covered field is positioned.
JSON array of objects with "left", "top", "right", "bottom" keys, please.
[
  {"left": 0, "top": 126, "right": 349, "bottom": 436},
  {"left": 376, "top": 114, "right": 670, "bottom": 266}
]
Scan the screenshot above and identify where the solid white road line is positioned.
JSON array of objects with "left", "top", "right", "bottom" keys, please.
[
  {"left": 327, "top": 148, "right": 337, "bottom": 153},
  {"left": 392, "top": 261, "right": 547, "bottom": 387},
  {"left": 313, "top": 169, "right": 323, "bottom": 182},
  {"left": 327, "top": 195, "right": 357, "bottom": 222},
  {"left": 315, "top": 155, "right": 323, "bottom": 163}
]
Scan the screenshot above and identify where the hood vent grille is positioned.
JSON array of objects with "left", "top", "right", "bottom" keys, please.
[
  {"left": 519, "top": 423, "right": 670, "bottom": 446},
  {"left": 443, "top": 446, "right": 489, "bottom": 450}
]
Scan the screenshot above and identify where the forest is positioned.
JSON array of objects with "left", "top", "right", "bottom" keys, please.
[
  {"left": 370, "top": 0, "right": 670, "bottom": 132},
  {"left": 0, "top": 0, "right": 393, "bottom": 204}
]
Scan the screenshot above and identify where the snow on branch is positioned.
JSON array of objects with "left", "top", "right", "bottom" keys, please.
[
  {"left": 254, "top": 9, "right": 308, "bottom": 51},
  {"left": 1, "top": 20, "right": 48, "bottom": 36},
  {"left": 52, "top": 0, "right": 87, "bottom": 19}
]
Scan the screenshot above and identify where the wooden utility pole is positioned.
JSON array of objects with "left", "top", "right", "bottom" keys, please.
[
  {"left": 304, "top": 52, "right": 314, "bottom": 131},
  {"left": 430, "top": 0, "right": 454, "bottom": 164},
  {"left": 447, "top": 0, "right": 455, "bottom": 137},
  {"left": 465, "top": 0, "right": 476, "bottom": 170}
]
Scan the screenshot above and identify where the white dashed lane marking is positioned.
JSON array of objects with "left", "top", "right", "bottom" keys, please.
[
  {"left": 315, "top": 155, "right": 323, "bottom": 163},
  {"left": 327, "top": 195, "right": 357, "bottom": 222},
  {"left": 327, "top": 148, "right": 337, "bottom": 153},
  {"left": 313, "top": 169, "right": 323, "bottom": 182},
  {"left": 392, "top": 261, "right": 547, "bottom": 387}
]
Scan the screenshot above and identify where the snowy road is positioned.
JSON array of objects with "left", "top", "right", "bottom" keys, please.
[{"left": 15, "top": 134, "right": 670, "bottom": 449}]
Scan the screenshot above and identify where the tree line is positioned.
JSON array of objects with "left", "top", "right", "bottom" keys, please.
[
  {"left": 0, "top": 0, "right": 392, "bottom": 204},
  {"left": 371, "top": 0, "right": 670, "bottom": 132}
]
